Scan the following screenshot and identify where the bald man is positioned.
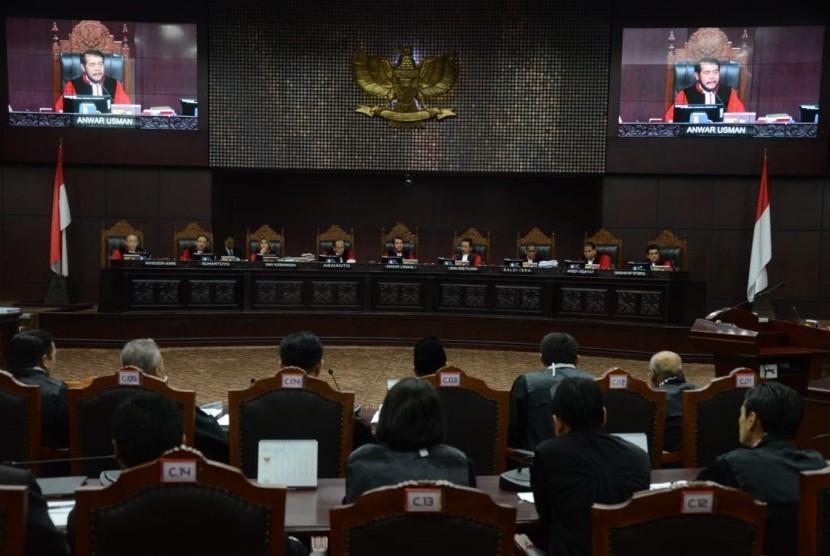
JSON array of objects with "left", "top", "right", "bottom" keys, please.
[{"left": 647, "top": 351, "right": 697, "bottom": 452}]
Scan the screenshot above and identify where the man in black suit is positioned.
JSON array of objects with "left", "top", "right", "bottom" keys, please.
[
  {"left": 5, "top": 329, "right": 69, "bottom": 451},
  {"left": 221, "top": 236, "right": 241, "bottom": 258},
  {"left": 0, "top": 464, "right": 70, "bottom": 555},
  {"left": 119, "top": 338, "right": 230, "bottom": 463},
  {"left": 531, "top": 376, "right": 650, "bottom": 556}
]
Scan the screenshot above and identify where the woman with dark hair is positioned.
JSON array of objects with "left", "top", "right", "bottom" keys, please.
[{"left": 343, "top": 378, "right": 475, "bottom": 503}]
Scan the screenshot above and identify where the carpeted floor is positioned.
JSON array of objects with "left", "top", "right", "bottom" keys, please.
[{"left": 52, "top": 345, "right": 716, "bottom": 408}]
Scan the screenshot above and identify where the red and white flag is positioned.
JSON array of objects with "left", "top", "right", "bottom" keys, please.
[
  {"left": 747, "top": 153, "right": 771, "bottom": 301},
  {"left": 49, "top": 142, "right": 72, "bottom": 276}
]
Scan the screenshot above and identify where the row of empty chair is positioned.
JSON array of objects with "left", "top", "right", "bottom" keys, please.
[{"left": 102, "top": 220, "right": 689, "bottom": 270}]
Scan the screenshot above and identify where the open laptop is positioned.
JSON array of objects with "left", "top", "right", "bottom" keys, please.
[
  {"left": 673, "top": 104, "right": 723, "bottom": 123},
  {"left": 63, "top": 95, "right": 111, "bottom": 114},
  {"left": 723, "top": 112, "right": 757, "bottom": 124},
  {"left": 37, "top": 475, "right": 87, "bottom": 497}
]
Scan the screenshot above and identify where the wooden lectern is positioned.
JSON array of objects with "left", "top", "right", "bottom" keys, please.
[{"left": 690, "top": 307, "right": 830, "bottom": 394}]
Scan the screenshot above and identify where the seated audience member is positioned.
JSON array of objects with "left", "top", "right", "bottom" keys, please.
[
  {"left": 54, "top": 49, "right": 132, "bottom": 112},
  {"left": 453, "top": 237, "right": 482, "bottom": 266},
  {"left": 664, "top": 56, "right": 747, "bottom": 123},
  {"left": 697, "top": 382, "right": 826, "bottom": 556},
  {"left": 386, "top": 236, "right": 415, "bottom": 259},
  {"left": 119, "top": 338, "right": 229, "bottom": 463},
  {"left": 343, "top": 377, "right": 476, "bottom": 503},
  {"left": 647, "top": 350, "right": 695, "bottom": 452},
  {"left": 110, "top": 233, "right": 142, "bottom": 260},
  {"left": 279, "top": 331, "right": 372, "bottom": 450},
  {"left": 180, "top": 234, "right": 213, "bottom": 261},
  {"left": 646, "top": 244, "right": 674, "bottom": 271},
  {"left": 523, "top": 242, "right": 544, "bottom": 263},
  {"left": 325, "top": 239, "right": 354, "bottom": 263},
  {"left": 582, "top": 241, "right": 612, "bottom": 269},
  {"left": 413, "top": 336, "right": 447, "bottom": 377},
  {"left": 508, "top": 332, "right": 592, "bottom": 451},
  {"left": 5, "top": 329, "right": 69, "bottom": 450},
  {"left": 220, "top": 236, "right": 240, "bottom": 258},
  {"left": 67, "top": 392, "right": 309, "bottom": 556},
  {"left": 250, "top": 237, "right": 275, "bottom": 261},
  {"left": 531, "top": 376, "right": 651, "bottom": 556},
  {"left": 0, "top": 464, "right": 70, "bottom": 555}
]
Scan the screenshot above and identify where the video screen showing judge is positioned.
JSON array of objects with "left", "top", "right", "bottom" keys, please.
[
  {"left": 54, "top": 49, "right": 132, "bottom": 113},
  {"left": 664, "top": 56, "right": 746, "bottom": 123}
]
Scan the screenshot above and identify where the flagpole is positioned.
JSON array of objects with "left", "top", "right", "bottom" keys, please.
[
  {"left": 45, "top": 138, "right": 71, "bottom": 305},
  {"left": 747, "top": 149, "right": 772, "bottom": 313}
]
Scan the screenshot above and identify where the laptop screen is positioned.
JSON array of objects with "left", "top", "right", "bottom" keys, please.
[
  {"left": 673, "top": 104, "right": 724, "bottom": 123},
  {"left": 62, "top": 95, "right": 111, "bottom": 114}
]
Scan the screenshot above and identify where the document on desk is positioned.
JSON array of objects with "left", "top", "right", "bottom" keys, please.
[{"left": 258, "top": 439, "right": 318, "bottom": 488}]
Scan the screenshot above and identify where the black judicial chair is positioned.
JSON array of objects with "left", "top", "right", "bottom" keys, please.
[
  {"left": 647, "top": 229, "right": 688, "bottom": 270},
  {"left": 419, "top": 366, "right": 509, "bottom": 474},
  {"left": 101, "top": 219, "right": 144, "bottom": 268},
  {"left": 246, "top": 224, "right": 285, "bottom": 258},
  {"left": 592, "top": 482, "right": 765, "bottom": 556},
  {"left": 72, "top": 446, "right": 287, "bottom": 556},
  {"left": 173, "top": 221, "right": 213, "bottom": 259},
  {"left": 681, "top": 368, "right": 760, "bottom": 468},
  {"left": 67, "top": 370, "right": 196, "bottom": 476},
  {"left": 227, "top": 367, "right": 354, "bottom": 479},
  {"left": 317, "top": 224, "right": 355, "bottom": 258},
  {"left": 52, "top": 20, "right": 131, "bottom": 99},
  {"left": 380, "top": 221, "right": 419, "bottom": 259},
  {"left": 584, "top": 228, "right": 623, "bottom": 269},
  {"left": 452, "top": 227, "right": 491, "bottom": 265},
  {"left": 665, "top": 27, "right": 750, "bottom": 113},
  {"left": 329, "top": 481, "right": 516, "bottom": 556},
  {"left": 594, "top": 368, "right": 666, "bottom": 469},
  {"left": 516, "top": 228, "right": 556, "bottom": 261}
]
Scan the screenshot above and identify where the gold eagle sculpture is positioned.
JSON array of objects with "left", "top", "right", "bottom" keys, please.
[{"left": 353, "top": 46, "right": 458, "bottom": 128}]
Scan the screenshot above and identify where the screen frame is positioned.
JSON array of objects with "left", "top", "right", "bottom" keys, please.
[
  {"left": 606, "top": 7, "right": 830, "bottom": 176},
  {"left": 0, "top": 6, "right": 208, "bottom": 167}
]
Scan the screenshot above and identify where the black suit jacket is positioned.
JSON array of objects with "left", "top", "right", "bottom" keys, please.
[
  {"left": 0, "top": 465, "right": 70, "bottom": 555},
  {"left": 531, "top": 428, "right": 651, "bottom": 556}
]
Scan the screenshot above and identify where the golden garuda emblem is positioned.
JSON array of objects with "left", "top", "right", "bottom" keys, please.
[{"left": 353, "top": 46, "right": 458, "bottom": 128}]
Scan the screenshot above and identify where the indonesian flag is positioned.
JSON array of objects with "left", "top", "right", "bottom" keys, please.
[
  {"left": 49, "top": 143, "right": 72, "bottom": 276},
  {"left": 747, "top": 154, "right": 771, "bottom": 301}
]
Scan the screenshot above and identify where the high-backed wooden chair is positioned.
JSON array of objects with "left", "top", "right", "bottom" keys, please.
[
  {"left": 0, "top": 372, "right": 41, "bottom": 477},
  {"left": 452, "top": 227, "right": 491, "bottom": 265},
  {"left": 592, "top": 481, "right": 766, "bottom": 556},
  {"left": 317, "top": 224, "right": 355, "bottom": 258},
  {"left": 329, "top": 480, "right": 517, "bottom": 556},
  {"left": 0, "top": 485, "right": 27, "bottom": 556},
  {"left": 584, "top": 228, "right": 623, "bottom": 269},
  {"left": 516, "top": 228, "right": 556, "bottom": 261},
  {"left": 594, "top": 368, "right": 666, "bottom": 469},
  {"left": 73, "top": 446, "right": 287, "bottom": 556},
  {"left": 419, "top": 366, "right": 509, "bottom": 474},
  {"left": 227, "top": 367, "right": 355, "bottom": 479},
  {"left": 173, "top": 221, "right": 213, "bottom": 259},
  {"left": 380, "top": 222, "right": 419, "bottom": 259},
  {"left": 245, "top": 224, "right": 285, "bottom": 259},
  {"left": 681, "top": 367, "right": 760, "bottom": 468},
  {"left": 100, "top": 219, "right": 144, "bottom": 268},
  {"left": 799, "top": 466, "right": 830, "bottom": 556},
  {"left": 67, "top": 370, "right": 196, "bottom": 476},
  {"left": 647, "top": 229, "right": 688, "bottom": 271},
  {"left": 51, "top": 20, "right": 132, "bottom": 100},
  {"left": 665, "top": 27, "right": 750, "bottom": 113}
]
